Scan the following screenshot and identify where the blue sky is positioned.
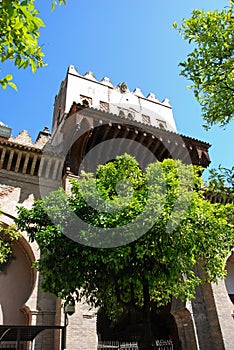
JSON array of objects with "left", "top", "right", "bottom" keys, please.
[{"left": 0, "top": 0, "right": 233, "bottom": 178}]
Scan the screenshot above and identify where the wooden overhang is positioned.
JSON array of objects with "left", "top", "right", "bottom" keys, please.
[
  {"left": 64, "top": 103, "right": 211, "bottom": 175},
  {"left": 0, "top": 137, "right": 63, "bottom": 181}
]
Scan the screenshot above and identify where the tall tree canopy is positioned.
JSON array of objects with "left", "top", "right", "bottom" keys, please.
[
  {"left": 0, "top": 0, "right": 66, "bottom": 90},
  {"left": 174, "top": 1, "right": 234, "bottom": 128},
  {"left": 16, "top": 155, "right": 234, "bottom": 349}
]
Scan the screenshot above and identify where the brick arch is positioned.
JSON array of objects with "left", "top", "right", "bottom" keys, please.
[
  {"left": 0, "top": 228, "right": 36, "bottom": 325},
  {"left": 225, "top": 255, "right": 234, "bottom": 303},
  {"left": 171, "top": 300, "right": 198, "bottom": 350}
]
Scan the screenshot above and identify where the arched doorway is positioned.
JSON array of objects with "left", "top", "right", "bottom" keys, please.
[
  {"left": 225, "top": 255, "right": 234, "bottom": 304},
  {"left": 0, "top": 234, "right": 35, "bottom": 325},
  {"left": 97, "top": 303, "right": 181, "bottom": 349}
]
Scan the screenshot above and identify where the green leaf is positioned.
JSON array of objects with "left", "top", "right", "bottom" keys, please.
[
  {"left": 8, "top": 81, "right": 17, "bottom": 91},
  {"left": 5, "top": 74, "right": 13, "bottom": 81},
  {"left": 51, "top": 1, "right": 56, "bottom": 11}
]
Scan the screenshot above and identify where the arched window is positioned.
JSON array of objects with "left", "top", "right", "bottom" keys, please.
[
  {"left": 82, "top": 99, "right": 90, "bottom": 108},
  {"left": 158, "top": 122, "right": 166, "bottom": 129},
  {"left": 157, "top": 119, "right": 167, "bottom": 129},
  {"left": 119, "top": 110, "right": 125, "bottom": 118}
]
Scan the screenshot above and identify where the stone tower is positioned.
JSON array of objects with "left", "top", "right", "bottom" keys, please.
[{"left": 0, "top": 66, "right": 233, "bottom": 350}]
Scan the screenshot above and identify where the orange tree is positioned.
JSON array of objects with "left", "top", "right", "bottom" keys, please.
[{"left": 16, "top": 155, "right": 234, "bottom": 349}]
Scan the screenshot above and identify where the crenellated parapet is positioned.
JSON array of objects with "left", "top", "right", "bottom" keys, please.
[{"left": 52, "top": 65, "right": 177, "bottom": 137}]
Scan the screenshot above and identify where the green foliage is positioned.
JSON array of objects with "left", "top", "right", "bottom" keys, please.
[
  {"left": 207, "top": 165, "right": 234, "bottom": 200},
  {"left": 0, "top": 0, "right": 66, "bottom": 90},
  {"left": 0, "top": 73, "right": 17, "bottom": 90},
  {"left": 51, "top": 0, "right": 66, "bottom": 11},
  {"left": 175, "top": 3, "right": 234, "bottom": 128},
  {"left": 0, "top": 221, "right": 20, "bottom": 265},
  {"left": 16, "top": 155, "right": 234, "bottom": 321}
]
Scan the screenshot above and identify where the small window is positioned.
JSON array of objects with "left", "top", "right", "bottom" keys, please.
[
  {"left": 80, "top": 95, "right": 92, "bottom": 107},
  {"left": 119, "top": 110, "right": 125, "bottom": 118},
  {"left": 157, "top": 119, "right": 167, "bottom": 129},
  {"left": 142, "top": 115, "right": 151, "bottom": 124},
  {"left": 82, "top": 99, "right": 90, "bottom": 108},
  {"left": 128, "top": 113, "right": 134, "bottom": 120},
  {"left": 100, "top": 101, "right": 109, "bottom": 112},
  {"left": 57, "top": 108, "right": 62, "bottom": 126}
]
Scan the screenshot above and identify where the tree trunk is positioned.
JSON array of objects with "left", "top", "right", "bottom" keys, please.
[
  {"left": 138, "top": 308, "right": 155, "bottom": 350},
  {"left": 138, "top": 279, "right": 155, "bottom": 350}
]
